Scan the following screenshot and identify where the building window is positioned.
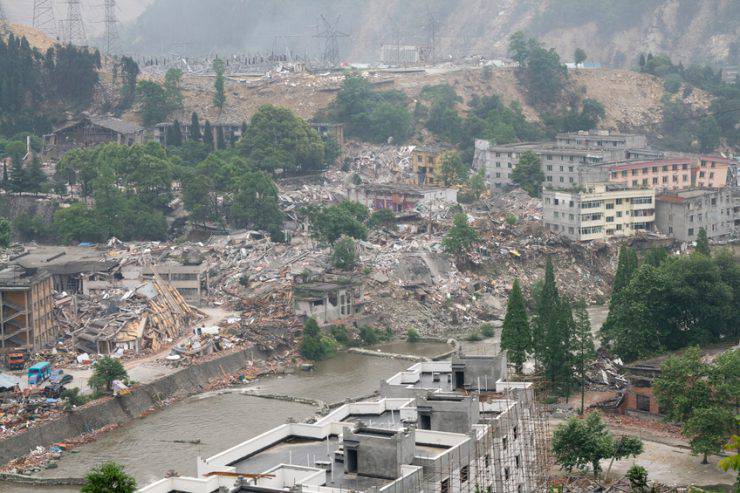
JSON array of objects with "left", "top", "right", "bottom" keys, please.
[
  {"left": 605, "top": 203, "right": 614, "bottom": 210},
  {"left": 504, "top": 468, "right": 510, "bottom": 481},
  {"left": 636, "top": 394, "right": 650, "bottom": 412},
  {"left": 485, "top": 454, "right": 490, "bottom": 468},
  {"left": 518, "top": 485, "right": 523, "bottom": 493},
  {"left": 513, "top": 425, "right": 518, "bottom": 440},
  {"left": 461, "top": 465, "right": 469, "bottom": 483},
  {"left": 502, "top": 436, "right": 508, "bottom": 450},
  {"left": 688, "top": 228, "right": 694, "bottom": 236},
  {"left": 662, "top": 176, "right": 668, "bottom": 183},
  {"left": 546, "top": 165, "right": 552, "bottom": 171},
  {"left": 441, "top": 478, "right": 450, "bottom": 493},
  {"left": 652, "top": 177, "right": 658, "bottom": 184},
  {"left": 515, "top": 455, "right": 521, "bottom": 468}
]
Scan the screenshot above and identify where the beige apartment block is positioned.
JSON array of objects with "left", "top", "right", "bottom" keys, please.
[{"left": 543, "top": 183, "right": 655, "bottom": 241}]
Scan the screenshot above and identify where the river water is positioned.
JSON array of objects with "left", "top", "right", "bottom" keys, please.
[{"left": 0, "top": 341, "right": 449, "bottom": 493}]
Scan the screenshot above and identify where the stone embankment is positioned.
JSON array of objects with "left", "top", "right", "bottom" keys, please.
[{"left": 0, "top": 347, "right": 269, "bottom": 466}]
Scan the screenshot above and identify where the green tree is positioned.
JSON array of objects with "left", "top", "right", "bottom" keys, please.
[
  {"left": 137, "top": 80, "right": 171, "bottom": 126},
  {"left": 53, "top": 203, "right": 107, "bottom": 244},
  {"left": 189, "top": 112, "right": 202, "bottom": 141},
  {"left": 500, "top": 279, "right": 531, "bottom": 374},
  {"left": 368, "top": 208, "right": 396, "bottom": 229},
  {"left": 26, "top": 155, "right": 47, "bottom": 193},
  {"left": 601, "top": 245, "right": 638, "bottom": 343},
  {"left": 239, "top": 105, "right": 326, "bottom": 175},
  {"left": 544, "top": 298, "right": 575, "bottom": 396},
  {"left": 695, "top": 227, "right": 710, "bottom": 255},
  {"left": 572, "top": 300, "right": 596, "bottom": 414},
  {"left": 684, "top": 406, "right": 735, "bottom": 464},
  {"left": 438, "top": 151, "right": 468, "bottom": 186},
  {"left": 230, "top": 170, "right": 283, "bottom": 232},
  {"left": 467, "top": 168, "right": 487, "bottom": 200},
  {"left": 163, "top": 68, "right": 184, "bottom": 111},
  {"left": 166, "top": 120, "right": 183, "bottom": 147},
  {"left": 81, "top": 462, "right": 136, "bottom": 493},
  {"left": 300, "top": 317, "right": 333, "bottom": 361},
  {"left": 0, "top": 218, "right": 10, "bottom": 247},
  {"left": 442, "top": 213, "right": 481, "bottom": 261},
  {"left": 331, "top": 236, "right": 357, "bottom": 270},
  {"left": 309, "top": 202, "right": 368, "bottom": 244},
  {"left": 533, "top": 258, "right": 559, "bottom": 365},
  {"left": 511, "top": 150, "right": 544, "bottom": 197},
  {"left": 88, "top": 356, "right": 128, "bottom": 393},
  {"left": 552, "top": 412, "right": 643, "bottom": 478},
  {"left": 574, "top": 48, "right": 587, "bottom": 66},
  {"left": 626, "top": 465, "right": 649, "bottom": 492},
  {"left": 643, "top": 246, "right": 668, "bottom": 267},
  {"left": 212, "top": 58, "right": 226, "bottom": 111},
  {"left": 203, "top": 120, "right": 214, "bottom": 149}
]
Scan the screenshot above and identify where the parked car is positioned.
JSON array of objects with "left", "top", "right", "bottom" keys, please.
[
  {"left": 42, "top": 382, "right": 66, "bottom": 399},
  {"left": 49, "top": 369, "right": 72, "bottom": 385}
]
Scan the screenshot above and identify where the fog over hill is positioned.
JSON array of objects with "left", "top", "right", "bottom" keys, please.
[{"left": 114, "top": 0, "right": 738, "bottom": 68}]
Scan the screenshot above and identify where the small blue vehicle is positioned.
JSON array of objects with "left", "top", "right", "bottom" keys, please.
[{"left": 28, "top": 362, "right": 51, "bottom": 385}]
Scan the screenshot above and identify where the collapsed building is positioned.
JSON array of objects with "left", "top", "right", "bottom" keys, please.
[
  {"left": 42, "top": 116, "right": 145, "bottom": 158},
  {"left": 139, "top": 350, "right": 547, "bottom": 493},
  {"left": 293, "top": 279, "right": 365, "bottom": 326},
  {"left": 347, "top": 183, "right": 458, "bottom": 213}
]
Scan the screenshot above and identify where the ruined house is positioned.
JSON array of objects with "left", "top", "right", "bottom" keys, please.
[
  {"left": 292, "top": 280, "right": 364, "bottom": 325},
  {"left": 42, "top": 116, "right": 145, "bottom": 158},
  {"left": 347, "top": 183, "right": 457, "bottom": 213}
]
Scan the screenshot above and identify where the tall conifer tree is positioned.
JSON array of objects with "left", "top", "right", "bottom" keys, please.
[{"left": 501, "top": 279, "right": 531, "bottom": 374}]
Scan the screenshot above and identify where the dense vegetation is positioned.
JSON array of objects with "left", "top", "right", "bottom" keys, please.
[
  {"left": 0, "top": 35, "right": 101, "bottom": 136},
  {"left": 600, "top": 245, "right": 739, "bottom": 362},
  {"left": 323, "top": 75, "right": 413, "bottom": 144},
  {"left": 638, "top": 53, "right": 738, "bottom": 152},
  {"left": 654, "top": 347, "right": 738, "bottom": 464}
]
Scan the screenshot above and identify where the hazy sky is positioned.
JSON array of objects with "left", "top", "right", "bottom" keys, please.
[{"left": 4, "top": 0, "right": 152, "bottom": 36}]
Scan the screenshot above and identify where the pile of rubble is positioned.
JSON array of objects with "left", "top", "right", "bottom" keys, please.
[
  {"left": 0, "top": 392, "right": 66, "bottom": 440},
  {"left": 57, "top": 279, "right": 201, "bottom": 357}
]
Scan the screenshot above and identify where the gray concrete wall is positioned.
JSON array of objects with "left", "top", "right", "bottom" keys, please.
[
  {"left": 420, "top": 396, "right": 479, "bottom": 434},
  {"left": 348, "top": 428, "right": 415, "bottom": 480},
  {"left": 452, "top": 354, "right": 506, "bottom": 390},
  {"left": 0, "top": 348, "right": 265, "bottom": 465}
]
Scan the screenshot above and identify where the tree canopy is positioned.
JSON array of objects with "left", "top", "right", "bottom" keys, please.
[{"left": 511, "top": 150, "right": 544, "bottom": 197}]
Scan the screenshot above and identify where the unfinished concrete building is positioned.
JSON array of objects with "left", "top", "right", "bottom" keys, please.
[
  {"left": 0, "top": 266, "right": 55, "bottom": 353},
  {"left": 138, "top": 351, "right": 548, "bottom": 493}
]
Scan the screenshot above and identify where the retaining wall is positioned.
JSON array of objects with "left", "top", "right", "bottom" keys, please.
[{"left": 0, "top": 348, "right": 267, "bottom": 465}]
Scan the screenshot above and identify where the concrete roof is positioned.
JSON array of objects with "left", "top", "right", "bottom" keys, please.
[{"left": 11, "top": 246, "right": 118, "bottom": 275}]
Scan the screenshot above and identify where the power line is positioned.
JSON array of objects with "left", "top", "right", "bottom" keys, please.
[
  {"left": 102, "top": 0, "right": 119, "bottom": 54},
  {"left": 314, "top": 14, "right": 348, "bottom": 67},
  {"left": 33, "top": 0, "right": 57, "bottom": 38},
  {"left": 63, "top": 0, "right": 86, "bottom": 45}
]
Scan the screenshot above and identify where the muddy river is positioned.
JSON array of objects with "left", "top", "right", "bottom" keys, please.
[{"left": 0, "top": 341, "right": 450, "bottom": 493}]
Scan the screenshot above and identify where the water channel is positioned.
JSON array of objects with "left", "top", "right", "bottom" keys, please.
[{"left": 0, "top": 341, "right": 450, "bottom": 493}]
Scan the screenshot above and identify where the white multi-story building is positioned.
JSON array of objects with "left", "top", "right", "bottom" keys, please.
[
  {"left": 138, "top": 352, "right": 545, "bottom": 493},
  {"left": 542, "top": 183, "right": 656, "bottom": 241}
]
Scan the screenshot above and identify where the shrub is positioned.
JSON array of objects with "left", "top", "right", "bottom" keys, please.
[
  {"left": 406, "top": 328, "right": 421, "bottom": 342},
  {"left": 359, "top": 325, "right": 379, "bottom": 345},
  {"left": 480, "top": 324, "right": 495, "bottom": 337},
  {"left": 329, "top": 325, "right": 350, "bottom": 345},
  {"left": 466, "top": 331, "right": 482, "bottom": 342},
  {"left": 663, "top": 73, "right": 682, "bottom": 94},
  {"left": 626, "top": 465, "right": 649, "bottom": 491},
  {"left": 331, "top": 236, "right": 358, "bottom": 270},
  {"left": 505, "top": 213, "right": 518, "bottom": 225}
]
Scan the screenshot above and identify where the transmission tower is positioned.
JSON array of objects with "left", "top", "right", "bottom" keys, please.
[
  {"left": 0, "top": 0, "right": 8, "bottom": 35},
  {"left": 314, "top": 14, "right": 348, "bottom": 67},
  {"left": 33, "top": 0, "right": 57, "bottom": 38},
  {"left": 103, "top": 0, "right": 119, "bottom": 53},
  {"left": 64, "top": 0, "right": 87, "bottom": 45}
]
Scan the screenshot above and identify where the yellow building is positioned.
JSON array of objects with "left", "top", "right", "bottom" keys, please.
[
  {"left": 543, "top": 183, "right": 655, "bottom": 241},
  {"left": 410, "top": 145, "right": 451, "bottom": 187}
]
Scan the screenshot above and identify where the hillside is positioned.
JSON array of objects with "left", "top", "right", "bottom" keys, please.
[
  {"left": 120, "top": 0, "right": 739, "bottom": 68},
  {"left": 130, "top": 65, "right": 712, "bottom": 135}
]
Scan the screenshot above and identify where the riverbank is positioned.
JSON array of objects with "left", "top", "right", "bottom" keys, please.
[{"left": 0, "top": 346, "right": 273, "bottom": 469}]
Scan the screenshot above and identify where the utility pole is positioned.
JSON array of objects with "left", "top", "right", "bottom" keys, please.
[
  {"left": 314, "top": 14, "right": 348, "bottom": 67},
  {"left": 33, "top": 0, "right": 57, "bottom": 38},
  {"left": 425, "top": 10, "right": 439, "bottom": 65},
  {"left": 64, "top": 0, "right": 86, "bottom": 45},
  {"left": 103, "top": 0, "right": 119, "bottom": 54}
]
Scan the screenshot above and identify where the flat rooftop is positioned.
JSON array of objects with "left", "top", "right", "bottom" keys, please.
[
  {"left": 231, "top": 436, "right": 392, "bottom": 491},
  {"left": 11, "top": 245, "right": 117, "bottom": 275},
  {"left": 341, "top": 410, "right": 403, "bottom": 429}
]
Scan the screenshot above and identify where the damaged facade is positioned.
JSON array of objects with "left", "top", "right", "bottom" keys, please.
[
  {"left": 0, "top": 266, "right": 54, "bottom": 353},
  {"left": 139, "top": 351, "right": 547, "bottom": 493},
  {"left": 293, "top": 280, "right": 364, "bottom": 326},
  {"left": 347, "top": 183, "right": 457, "bottom": 213}
]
